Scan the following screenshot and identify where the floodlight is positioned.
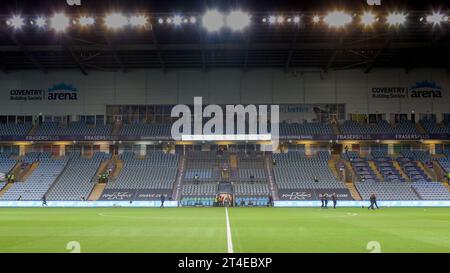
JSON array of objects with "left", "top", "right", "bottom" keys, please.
[
  {"left": 104, "top": 13, "right": 128, "bottom": 30},
  {"left": 426, "top": 12, "right": 447, "bottom": 25},
  {"left": 50, "top": 12, "right": 70, "bottom": 32},
  {"left": 268, "top": 16, "right": 276, "bottom": 24},
  {"left": 324, "top": 11, "right": 352, "bottom": 28},
  {"left": 361, "top": 11, "right": 377, "bottom": 26},
  {"left": 387, "top": 12, "right": 406, "bottom": 26},
  {"left": 277, "top": 16, "right": 284, "bottom": 24},
  {"left": 129, "top": 15, "right": 148, "bottom": 27},
  {"left": 293, "top": 16, "right": 301, "bottom": 23},
  {"left": 34, "top": 17, "right": 47, "bottom": 28},
  {"left": 312, "top": 15, "right": 320, "bottom": 23},
  {"left": 226, "top": 10, "right": 250, "bottom": 31},
  {"left": 7, "top": 15, "right": 25, "bottom": 29},
  {"left": 190, "top": 16, "right": 197, "bottom": 24},
  {"left": 78, "top": 16, "right": 95, "bottom": 27},
  {"left": 202, "top": 10, "right": 224, "bottom": 32},
  {"left": 173, "top": 15, "right": 183, "bottom": 26}
]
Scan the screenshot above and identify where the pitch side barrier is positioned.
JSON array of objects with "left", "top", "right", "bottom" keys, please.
[
  {"left": 0, "top": 201, "right": 178, "bottom": 207},
  {"left": 274, "top": 200, "right": 450, "bottom": 207}
]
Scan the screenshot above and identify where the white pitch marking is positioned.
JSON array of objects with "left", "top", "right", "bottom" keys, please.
[{"left": 225, "top": 207, "right": 234, "bottom": 253}]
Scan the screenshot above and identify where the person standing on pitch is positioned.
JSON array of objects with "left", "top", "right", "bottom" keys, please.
[
  {"left": 332, "top": 193, "right": 337, "bottom": 208},
  {"left": 368, "top": 193, "right": 379, "bottom": 210},
  {"left": 324, "top": 193, "right": 329, "bottom": 208},
  {"left": 160, "top": 194, "right": 165, "bottom": 208},
  {"left": 320, "top": 193, "right": 325, "bottom": 208},
  {"left": 42, "top": 195, "right": 47, "bottom": 207}
]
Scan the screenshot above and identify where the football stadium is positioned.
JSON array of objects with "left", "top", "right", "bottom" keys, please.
[{"left": 1, "top": 0, "right": 450, "bottom": 257}]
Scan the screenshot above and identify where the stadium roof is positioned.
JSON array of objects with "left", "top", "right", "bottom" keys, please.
[{"left": 0, "top": 0, "right": 449, "bottom": 74}]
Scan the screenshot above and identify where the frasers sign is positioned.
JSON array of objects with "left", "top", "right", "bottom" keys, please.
[
  {"left": 371, "top": 81, "right": 443, "bottom": 99},
  {"left": 9, "top": 82, "right": 78, "bottom": 102}
]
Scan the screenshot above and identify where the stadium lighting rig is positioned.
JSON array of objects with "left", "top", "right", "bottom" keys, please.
[{"left": 1, "top": 9, "right": 449, "bottom": 33}]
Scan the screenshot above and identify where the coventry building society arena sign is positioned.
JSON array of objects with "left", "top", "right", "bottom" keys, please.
[
  {"left": 371, "top": 81, "right": 442, "bottom": 99},
  {"left": 9, "top": 83, "right": 78, "bottom": 101}
]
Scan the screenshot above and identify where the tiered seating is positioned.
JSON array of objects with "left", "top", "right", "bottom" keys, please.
[
  {"left": 280, "top": 122, "right": 332, "bottom": 137},
  {"left": 0, "top": 123, "right": 32, "bottom": 136},
  {"left": 106, "top": 151, "right": 178, "bottom": 190},
  {"left": 412, "top": 182, "right": 450, "bottom": 200},
  {"left": 233, "top": 183, "right": 269, "bottom": 196},
  {"left": 273, "top": 151, "right": 346, "bottom": 189},
  {"left": 344, "top": 152, "right": 379, "bottom": 183},
  {"left": 235, "top": 196, "right": 269, "bottom": 206},
  {"left": 341, "top": 120, "right": 418, "bottom": 134},
  {"left": 47, "top": 152, "right": 111, "bottom": 200},
  {"left": 372, "top": 157, "right": 405, "bottom": 183},
  {"left": 401, "top": 150, "right": 431, "bottom": 162},
  {"left": 0, "top": 153, "right": 68, "bottom": 200},
  {"left": 35, "top": 122, "right": 112, "bottom": 136},
  {"left": 356, "top": 182, "right": 419, "bottom": 200},
  {"left": 184, "top": 151, "right": 228, "bottom": 182},
  {"left": 0, "top": 153, "right": 16, "bottom": 175},
  {"left": 235, "top": 152, "right": 266, "bottom": 182},
  {"left": 118, "top": 123, "right": 171, "bottom": 138},
  {"left": 181, "top": 183, "right": 217, "bottom": 196},
  {"left": 420, "top": 119, "right": 450, "bottom": 134},
  {"left": 437, "top": 157, "right": 450, "bottom": 174},
  {"left": 397, "top": 157, "right": 430, "bottom": 182},
  {"left": 180, "top": 196, "right": 214, "bottom": 206}
]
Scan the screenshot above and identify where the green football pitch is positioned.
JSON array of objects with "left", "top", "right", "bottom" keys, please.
[{"left": 1, "top": 207, "right": 450, "bottom": 253}]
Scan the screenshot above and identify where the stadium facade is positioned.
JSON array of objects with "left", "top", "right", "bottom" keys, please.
[{"left": 1, "top": 67, "right": 450, "bottom": 207}]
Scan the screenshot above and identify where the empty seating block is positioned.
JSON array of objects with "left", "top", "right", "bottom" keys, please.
[
  {"left": 181, "top": 182, "right": 218, "bottom": 196},
  {"left": 273, "top": 151, "right": 346, "bottom": 189},
  {"left": 1, "top": 153, "right": 68, "bottom": 200},
  {"left": 341, "top": 120, "right": 419, "bottom": 135},
  {"left": 0, "top": 123, "right": 32, "bottom": 136},
  {"left": 412, "top": 182, "right": 450, "bottom": 200},
  {"left": 47, "top": 152, "right": 111, "bottom": 200},
  {"left": 106, "top": 151, "right": 179, "bottom": 190},
  {"left": 356, "top": 182, "right": 419, "bottom": 200},
  {"left": 35, "top": 122, "right": 112, "bottom": 136},
  {"left": 119, "top": 123, "right": 171, "bottom": 138}
]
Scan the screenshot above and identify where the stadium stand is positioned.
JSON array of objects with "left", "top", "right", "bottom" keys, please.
[
  {"left": 105, "top": 151, "right": 179, "bottom": 190},
  {"left": 34, "top": 122, "right": 112, "bottom": 136},
  {"left": 412, "top": 182, "right": 450, "bottom": 200},
  {"left": 420, "top": 119, "right": 450, "bottom": 134},
  {"left": 118, "top": 123, "right": 171, "bottom": 138},
  {"left": 356, "top": 182, "right": 419, "bottom": 200},
  {"left": 46, "top": 152, "right": 111, "bottom": 200},
  {"left": 340, "top": 120, "right": 419, "bottom": 135},
  {"left": 0, "top": 123, "right": 32, "bottom": 136},
  {"left": 273, "top": 151, "right": 346, "bottom": 189},
  {"left": 181, "top": 182, "right": 218, "bottom": 196},
  {"left": 280, "top": 122, "right": 333, "bottom": 137},
  {"left": 183, "top": 151, "right": 229, "bottom": 182},
  {"left": 0, "top": 153, "right": 68, "bottom": 200}
]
